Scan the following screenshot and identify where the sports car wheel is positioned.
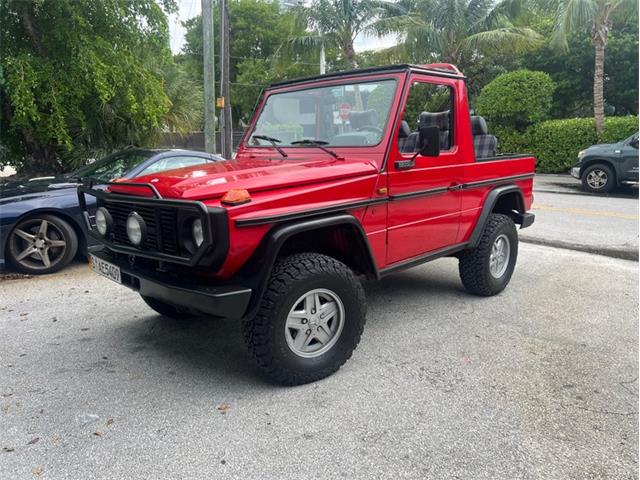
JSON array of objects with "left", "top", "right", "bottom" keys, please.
[{"left": 7, "top": 215, "right": 78, "bottom": 274}]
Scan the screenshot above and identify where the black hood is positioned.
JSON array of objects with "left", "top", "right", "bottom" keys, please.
[{"left": 0, "top": 175, "right": 81, "bottom": 200}]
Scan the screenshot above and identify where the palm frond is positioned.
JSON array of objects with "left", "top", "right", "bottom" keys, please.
[
  {"left": 462, "top": 26, "right": 543, "bottom": 54},
  {"left": 551, "top": 0, "right": 597, "bottom": 50}
]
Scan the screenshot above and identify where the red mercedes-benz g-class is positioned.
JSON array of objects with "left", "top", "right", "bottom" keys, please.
[{"left": 79, "top": 64, "right": 535, "bottom": 384}]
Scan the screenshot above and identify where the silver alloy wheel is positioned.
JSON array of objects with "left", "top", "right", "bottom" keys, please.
[
  {"left": 9, "top": 219, "right": 67, "bottom": 270},
  {"left": 586, "top": 169, "right": 608, "bottom": 189},
  {"left": 489, "top": 233, "right": 510, "bottom": 279},
  {"left": 285, "top": 288, "right": 345, "bottom": 358}
]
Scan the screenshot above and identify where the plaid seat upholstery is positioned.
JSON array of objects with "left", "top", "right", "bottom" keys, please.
[
  {"left": 473, "top": 135, "right": 498, "bottom": 158},
  {"left": 470, "top": 115, "right": 497, "bottom": 158},
  {"left": 419, "top": 111, "right": 450, "bottom": 150}
]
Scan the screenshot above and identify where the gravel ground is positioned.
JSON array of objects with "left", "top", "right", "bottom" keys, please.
[{"left": 0, "top": 243, "right": 637, "bottom": 480}]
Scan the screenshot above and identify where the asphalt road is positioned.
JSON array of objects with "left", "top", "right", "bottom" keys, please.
[
  {"left": 524, "top": 175, "right": 639, "bottom": 260},
  {"left": 1, "top": 243, "right": 637, "bottom": 479}
]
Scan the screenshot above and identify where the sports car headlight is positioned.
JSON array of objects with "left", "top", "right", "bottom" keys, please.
[
  {"left": 95, "top": 207, "right": 112, "bottom": 236},
  {"left": 577, "top": 149, "right": 586, "bottom": 159},
  {"left": 192, "top": 218, "right": 204, "bottom": 247},
  {"left": 126, "top": 212, "right": 146, "bottom": 246}
]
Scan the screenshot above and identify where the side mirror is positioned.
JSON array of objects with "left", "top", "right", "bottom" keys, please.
[
  {"left": 419, "top": 126, "right": 440, "bottom": 157},
  {"left": 631, "top": 138, "right": 638, "bottom": 149}
]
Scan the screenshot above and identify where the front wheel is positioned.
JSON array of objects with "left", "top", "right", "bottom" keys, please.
[
  {"left": 582, "top": 163, "right": 615, "bottom": 193},
  {"left": 459, "top": 213, "right": 518, "bottom": 296},
  {"left": 243, "top": 253, "right": 366, "bottom": 385},
  {"left": 7, "top": 214, "right": 78, "bottom": 274}
]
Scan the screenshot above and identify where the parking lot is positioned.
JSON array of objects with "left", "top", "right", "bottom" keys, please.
[{"left": 0, "top": 240, "right": 637, "bottom": 479}]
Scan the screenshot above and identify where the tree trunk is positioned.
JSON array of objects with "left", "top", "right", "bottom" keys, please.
[
  {"left": 342, "top": 41, "right": 364, "bottom": 110},
  {"left": 592, "top": 21, "right": 609, "bottom": 136},
  {"left": 593, "top": 38, "right": 606, "bottom": 135},
  {"left": 342, "top": 41, "right": 358, "bottom": 69}
]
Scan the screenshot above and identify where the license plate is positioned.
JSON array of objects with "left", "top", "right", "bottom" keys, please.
[{"left": 89, "top": 254, "right": 121, "bottom": 284}]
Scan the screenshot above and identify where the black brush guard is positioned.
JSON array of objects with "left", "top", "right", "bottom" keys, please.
[{"left": 78, "top": 182, "right": 228, "bottom": 269}]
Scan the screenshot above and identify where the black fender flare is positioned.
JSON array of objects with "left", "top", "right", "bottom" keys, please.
[
  {"left": 235, "top": 213, "right": 378, "bottom": 321},
  {"left": 468, "top": 185, "right": 527, "bottom": 248}
]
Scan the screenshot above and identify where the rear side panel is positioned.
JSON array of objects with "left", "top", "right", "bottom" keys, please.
[{"left": 459, "top": 156, "right": 535, "bottom": 243}]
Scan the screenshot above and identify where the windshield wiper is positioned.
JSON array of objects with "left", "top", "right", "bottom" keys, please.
[
  {"left": 290, "top": 139, "right": 343, "bottom": 160},
  {"left": 252, "top": 135, "right": 288, "bottom": 158}
]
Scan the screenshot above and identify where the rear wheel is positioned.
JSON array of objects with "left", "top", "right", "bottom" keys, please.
[
  {"left": 7, "top": 214, "right": 78, "bottom": 274},
  {"left": 243, "top": 253, "right": 366, "bottom": 385},
  {"left": 459, "top": 213, "right": 518, "bottom": 296},
  {"left": 140, "top": 295, "right": 195, "bottom": 320},
  {"left": 582, "top": 163, "right": 615, "bottom": 193}
]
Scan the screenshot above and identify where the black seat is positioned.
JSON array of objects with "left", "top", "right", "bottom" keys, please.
[
  {"left": 419, "top": 111, "right": 450, "bottom": 150},
  {"left": 398, "top": 120, "right": 418, "bottom": 153},
  {"left": 470, "top": 115, "right": 497, "bottom": 158},
  {"left": 349, "top": 109, "right": 379, "bottom": 130},
  {"left": 332, "top": 109, "right": 381, "bottom": 146}
]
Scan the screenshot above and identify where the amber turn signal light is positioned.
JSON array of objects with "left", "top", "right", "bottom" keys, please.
[{"left": 221, "top": 188, "right": 251, "bottom": 206}]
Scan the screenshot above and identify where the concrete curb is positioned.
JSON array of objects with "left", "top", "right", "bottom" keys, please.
[{"left": 520, "top": 237, "right": 639, "bottom": 262}]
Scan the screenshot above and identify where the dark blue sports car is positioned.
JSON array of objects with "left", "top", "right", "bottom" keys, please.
[{"left": 0, "top": 149, "right": 221, "bottom": 274}]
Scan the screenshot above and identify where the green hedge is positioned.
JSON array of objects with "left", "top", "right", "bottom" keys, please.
[
  {"left": 477, "top": 70, "right": 555, "bottom": 131},
  {"left": 495, "top": 116, "right": 638, "bottom": 173}
]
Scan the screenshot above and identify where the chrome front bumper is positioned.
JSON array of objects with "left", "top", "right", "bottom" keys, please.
[{"left": 570, "top": 166, "right": 581, "bottom": 179}]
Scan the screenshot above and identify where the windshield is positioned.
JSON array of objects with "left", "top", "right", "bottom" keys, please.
[
  {"left": 250, "top": 79, "right": 397, "bottom": 148},
  {"left": 72, "top": 150, "right": 156, "bottom": 182}
]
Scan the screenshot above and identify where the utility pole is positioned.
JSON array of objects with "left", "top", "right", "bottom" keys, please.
[
  {"left": 220, "top": 0, "right": 232, "bottom": 159},
  {"left": 202, "top": 0, "right": 216, "bottom": 153},
  {"left": 320, "top": 42, "right": 326, "bottom": 74}
]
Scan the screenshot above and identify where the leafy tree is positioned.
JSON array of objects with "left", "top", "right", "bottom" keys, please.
[
  {"left": 477, "top": 70, "right": 555, "bottom": 130},
  {"left": 287, "top": 0, "right": 400, "bottom": 70},
  {"left": 181, "top": 0, "right": 313, "bottom": 125},
  {"left": 0, "top": 0, "right": 181, "bottom": 174},
  {"left": 375, "top": 0, "right": 542, "bottom": 71},
  {"left": 522, "top": 17, "right": 638, "bottom": 117},
  {"left": 551, "top": 0, "right": 638, "bottom": 133}
]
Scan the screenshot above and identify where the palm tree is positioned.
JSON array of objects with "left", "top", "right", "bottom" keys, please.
[
  {"left": 287, "top": 0, "right": 402, "bottom": 71},
  {"left": 552, "top": 0, "right": 636, "bottom": 134},
  {"left": 374, "top": 0, "right": 542, "bottom": 71}
]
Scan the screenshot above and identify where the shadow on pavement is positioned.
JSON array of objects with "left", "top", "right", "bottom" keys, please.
[
  {"left": 536, "top": 178, "right": 638, "bottom": 199},
  {"left": 117, "top": 263, "right": 466, "bottom": 386}
]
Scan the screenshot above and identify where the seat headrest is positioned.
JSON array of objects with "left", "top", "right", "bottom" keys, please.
[
  {"left": 419, "top": 111, "right": 450, "bottom": 130},
  {"left": 349, "top": 109, "right": 379, "bottom": 130},
  {"left": 470, "top": 115, "right": 489, "bottom": 135},
  {"left": 398, "top": 120, "right": 411, "bottom": 138}
]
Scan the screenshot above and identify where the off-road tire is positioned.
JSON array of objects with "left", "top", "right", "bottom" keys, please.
[
  {"left": 7, "top": 214, "right": 78, "bottom": 274},
  {"left": 581, "top": 163, "right": 615, "bottom": 193},
  {"left": 243, "top": 253, "right": 366, "bottom": 385},
  {"left": 459, "top": 213, "right": 518, "bottom": 296},
  {"left": 140, "top": 295, "right": 195, "bottom": 320}
]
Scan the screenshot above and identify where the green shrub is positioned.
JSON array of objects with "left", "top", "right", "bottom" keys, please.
[
  {"left": 477, "top": 70, "right": 555, "bottom": 131},
  {"left": 496, "top": 116, "right": 638, "bottom": 173},
  {"left": 526, "top": 118, "right": 597, "bottom": 172},
  {"left": 601, "top": 116, "right": 639, "bottom": 143}
]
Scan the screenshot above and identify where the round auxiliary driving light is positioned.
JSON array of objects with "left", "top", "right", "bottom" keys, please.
[
  {"left": 192, "top": 218, "right": 204, "bottom": 247},
  {"left": 95, "top": 207, "right": 112, "bottom": 236},
  {"left": 126, "top": 212, "right": 146, "bottom": 246}
]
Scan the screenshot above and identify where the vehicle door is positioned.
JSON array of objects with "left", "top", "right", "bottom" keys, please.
[{"left": 386, "top": 76, "right": 464, "bottom": 264}]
